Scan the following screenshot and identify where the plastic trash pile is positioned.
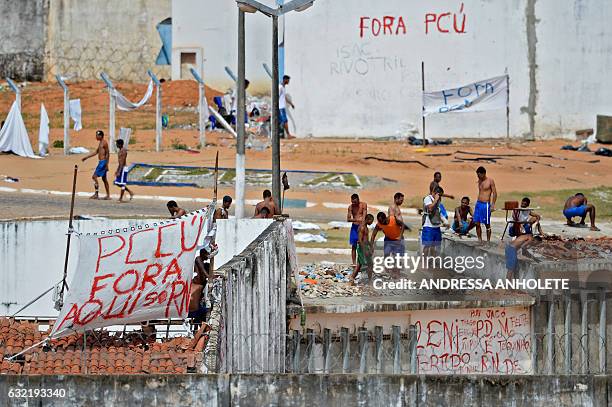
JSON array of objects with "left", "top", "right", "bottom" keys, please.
[{"left": 297, "top": 263, "right": 362, "bottom": 298}]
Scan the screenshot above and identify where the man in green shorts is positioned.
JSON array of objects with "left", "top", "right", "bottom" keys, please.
[{"left": 349, "top": 213, "right": 374, "bottom": 285}]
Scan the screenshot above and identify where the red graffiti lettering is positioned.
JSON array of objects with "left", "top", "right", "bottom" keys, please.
[
  {"left": 90, "top": 273, "right": 115, "bottom": 299},
  {"left": 125, "top": 228, "right": 153, "bottom": 264},
  {"left": 162, "top": 257, "right": 182, "bottom": 284},
  {"left": 155, "top": 223, "right": 177, "bottom": 258},
  {"left": 140, "top": 263, "right": 163, "bottom": 291},
  {"left": 95, "top": 235, "right": 126, "bottom": 274},
  {"left": 112, "top": 269, "right": 139, "bottom": 295}
]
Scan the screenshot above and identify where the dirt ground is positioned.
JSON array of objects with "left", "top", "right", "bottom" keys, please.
[
  {"left": 1, "top": 134, "right": 611, "bottom": 224},
  {"left": 0, "top": 80, "right": 223, "bottom": 131},
  {"left": 1, "top": 81, "right": 611, "bottom": 225}
]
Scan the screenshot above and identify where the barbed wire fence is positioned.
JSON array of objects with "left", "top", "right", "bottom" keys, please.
[{"left": 214, "top": 327, "right": 608, "bottom": 376}]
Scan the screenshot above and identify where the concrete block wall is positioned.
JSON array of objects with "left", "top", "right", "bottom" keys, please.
[
  {"left": 0, "top": 374, "right": 610, "bottom": 406},
  {"left": 0, "top": 0, "right": 171, "bottom": 82},
  {"left": 0, "top": 0, "right": 48, "bottom": 81}
]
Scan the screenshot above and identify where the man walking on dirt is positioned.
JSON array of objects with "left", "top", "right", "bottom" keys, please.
[
  {"left": 279, "top": 75, "right": 295, "bottom": 139},
  {"left": 81, "top": 130, "right": 110, "bottom": 200},
  {"left": 113, "top": 139, "right": 134, "bottom": 203},
  {"left": 473, "top": 166, "right": 497, "bottom": 242}
]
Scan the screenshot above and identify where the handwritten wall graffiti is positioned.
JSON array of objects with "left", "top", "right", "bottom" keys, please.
[
  {"left": 359, "top": 16, "right": 407, "bottom": 38},
  {"left": 330, "top": 43, "right": 406, "bottom": 76},
  {"left": 358, "top": 3, "right": 467, "bottom": 38},
  {"left": 414, "top": 306, "right": 532, "bottom": 374}
]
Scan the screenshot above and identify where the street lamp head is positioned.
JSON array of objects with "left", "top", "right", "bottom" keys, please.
[
  {"left": 237, "top": 2, "right": 258, "bottom": 13},
  {"left": 295, "top": 1, "right": 313, "bottom": 12}
]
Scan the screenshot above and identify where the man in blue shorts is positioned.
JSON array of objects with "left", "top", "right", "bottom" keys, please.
[
  {"left": 474, "top": 166, "right": 497, "bottom": 242},
  {"left": 505, "top": 234, "right": 542, "bottom": 279},
  {"left": 81, "top": 130, "right": 111, "bottom": 200},
  {"left": 279, "top": 75, "right": 295, "bottom": 139},
  {"left": 563, "top": 193, "right": 599, "bottom": 231},
  {"left": 452, "top": 196, "right": 475, "bottom": 236},
  {"left": 347, "top": 193, "right": 367, "bottom": 265},
  {"left": 422, "top": 186, "right": 444, "bottom": 256},
  {"left": 113, "top": 139, "right": 134, "bottom": 203}
]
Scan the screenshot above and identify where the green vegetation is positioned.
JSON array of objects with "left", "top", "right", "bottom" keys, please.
[
  {"left": 219, "top": 169, "right": 236, "bottom": 183},
  {"left": 128, "top": 137, "right": 136, "bottom": 145},
  {"left": 139, "top": 165, "right": 211, "bottom": 182},
  {"left": 303, "top": 173, "right": 361, "bottom": 188},
  {"left": 52, "top": 140, "right": 64, "bottom": 148},
  {"left": 171, "top": 138, "right": 188, "bottom": 150},
  {"left": 142, "top": 167, "right": 165, "bottom": 181}
]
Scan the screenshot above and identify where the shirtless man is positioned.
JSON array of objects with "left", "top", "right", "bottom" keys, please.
[
  {"left": 473, "top": 166, "right": 497, "bottom": 242},
  {"left": 452, "top": 196, "right": 475, "bottom": 236},
  {"left": 253, "top": 206, "right": 270, "bottom": 219},
  {"left": 214, "top": 195, "right": 232, "bottom": 221},
  {"left": 349, "top": 213, "right": 374, "bottom": 285},
  {"left": 254, "top": 189, "right": 279, "bottom": 218},
  {"left": 347, "top": 194, "right": 368, "bottom": 265},
  {"left": 113, "top": 139, "right": 134, "bottom": 203},
  {"left": 511, "top": 197, "right": 543, "bottom": 236},
  {"left": 188, "top": 248, "right": 212, "bottom": 322},
  {"left": 167, "top": 200, "right": 187, "bottom": 218},
  {"left": 388, "top": 192, "right": 412, "bottom": 233},
  {"left": 81, "top": 130, "right": 110, "bottom": 200},
  {"left": 505, "top": 234, "right": 542, "bottom": 279},
  {"left": 563, "top": 193, "right": 599, "bottom": 231},
  {"left": 429, "top": 171, "right": 455, "bottom": 222}
]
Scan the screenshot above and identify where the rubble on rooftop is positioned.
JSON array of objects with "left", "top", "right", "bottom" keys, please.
[
  {"left": 527, "top": 236, "right": 612, "bottom": 261},
  {"left": 298, "top": 264, "right": 364, "bottom": 298}
]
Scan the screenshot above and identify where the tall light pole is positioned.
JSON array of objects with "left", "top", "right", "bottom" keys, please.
[
  {"left": 55, "top": 75, "right": 70, "bottom": 155},
  {"left": 236, "top": 9, "right": 247, "bottom": 219},
  {"left": 235, "top": 0, "right": 314, "bottom": 211},
  {"left": 190, "top": 67, "right": 208, "bottom": 149}
]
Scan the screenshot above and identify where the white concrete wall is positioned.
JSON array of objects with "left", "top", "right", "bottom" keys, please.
[
  {"left": 214, "top": 218, "right": 274, "bottom": 269},
  {"left": 171, "top": 0, "right": 273, "bottom": 94},
  {"left": 285, "top": 0, "right": 529, "bottom": 138},
  {"left": 0, "top": 217, "right": 272, "bottom": 317},
  {"left": 172, "top": 0, "right": 612, "bottom": 138},
  {"left": 534, "top": 0, "right": 612, "bottom": 137}
]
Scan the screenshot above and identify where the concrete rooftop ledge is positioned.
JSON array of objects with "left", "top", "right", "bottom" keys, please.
[{"left": 297, "top": 291, "right": 534, "bottom": 314}]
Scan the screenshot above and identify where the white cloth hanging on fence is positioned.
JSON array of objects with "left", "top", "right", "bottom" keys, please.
[
  {"left": 119, "top": 127, "right": 132, "bottom": 147},
  {"left": 38, "top": 103, "right": 49, "bottom": 156},
  {"left": 69, "top": 99, "right": 82, "bottom": 131},
  {"left": 114, "top": 80, "right": 154, "bottom": 111},
  {"left": 0, "top": 101, "right": 39, "bottom": 158}
]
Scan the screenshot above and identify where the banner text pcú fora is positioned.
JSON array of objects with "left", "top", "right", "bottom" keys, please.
[{"left": 51, "top": 210, "right": 212, "bottom": 338}]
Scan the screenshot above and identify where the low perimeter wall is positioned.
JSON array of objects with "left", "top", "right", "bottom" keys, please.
[{"left": 0, "top": 374, "right": 610, "bottom": 406}]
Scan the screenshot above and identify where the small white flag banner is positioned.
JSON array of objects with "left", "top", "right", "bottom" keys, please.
[
  {"left": 423, "top": 75, "right": 508, "bottom": 117},
  {"left": 50, "top": 208, "right": 214, "bottom": 339}
]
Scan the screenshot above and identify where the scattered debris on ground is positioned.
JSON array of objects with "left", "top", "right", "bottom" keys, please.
[
  {"left": 527, "top": 235, "right": 612, "bottom": 260},
  {"left": 298, "top": 264, "right": 362, "bottom": 298},
  {"left": 363, "top": 156, "right": 430, "bottom": 168}
]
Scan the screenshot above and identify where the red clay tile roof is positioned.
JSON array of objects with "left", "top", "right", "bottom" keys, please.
[{"left": 0, "top": 318, "right": 210, "bottom": 375}]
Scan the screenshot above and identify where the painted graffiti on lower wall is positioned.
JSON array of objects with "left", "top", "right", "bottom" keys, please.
[{"left": 414, "top": 306, "right": 531, "bottom": 374}]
